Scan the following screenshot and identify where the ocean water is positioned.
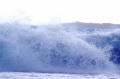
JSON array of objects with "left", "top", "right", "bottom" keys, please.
[
  {"left": 0, "top": 72, "right": 119, "bottom": 79},
  {"left": 0, "top": 23, "right": 120, "bottom": 78}
]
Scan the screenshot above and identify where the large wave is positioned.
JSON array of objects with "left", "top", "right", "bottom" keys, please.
[{"left": 0, "top": 23, "right": 119, "bottom": 74}]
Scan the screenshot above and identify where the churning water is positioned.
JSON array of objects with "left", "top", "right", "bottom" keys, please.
[{"left": 0, "top": 23, "right": 120, "bottom": 74}]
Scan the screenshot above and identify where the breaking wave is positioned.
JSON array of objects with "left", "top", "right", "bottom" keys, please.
[{"left": 0, "top": 23, "right": 119, "bottom": 74}]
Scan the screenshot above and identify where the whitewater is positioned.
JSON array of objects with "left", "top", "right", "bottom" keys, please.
[{"left": 0, "top": 22, "right": 120, "bottom": 79}]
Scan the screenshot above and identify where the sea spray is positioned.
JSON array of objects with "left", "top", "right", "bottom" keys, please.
[{"left": 0, "top": 23, "right": 119, "bottom": 73}]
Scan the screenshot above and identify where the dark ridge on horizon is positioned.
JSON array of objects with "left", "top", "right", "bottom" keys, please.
[
  {"left": 61, "top": 22, "right": 120, "bottom": 28},
  {"left": 1, "top": 21, "right": 120, "bottom": 28}
]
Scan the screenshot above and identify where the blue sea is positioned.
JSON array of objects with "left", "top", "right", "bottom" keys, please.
[{"left": 0, "top": 23, "right": 120, "bottom": 78}]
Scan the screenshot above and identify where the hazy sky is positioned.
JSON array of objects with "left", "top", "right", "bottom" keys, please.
[{"left": 0, "top": 0, "right": 120, "bottom": 25}]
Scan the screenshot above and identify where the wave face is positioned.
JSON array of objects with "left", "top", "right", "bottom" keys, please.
[{"left": 0, "top": 23, "right": 119, "bottom": 74}]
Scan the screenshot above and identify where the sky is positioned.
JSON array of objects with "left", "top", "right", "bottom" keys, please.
[{"left": 0, "top": 0, "right": 120, "bottom": 25}]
